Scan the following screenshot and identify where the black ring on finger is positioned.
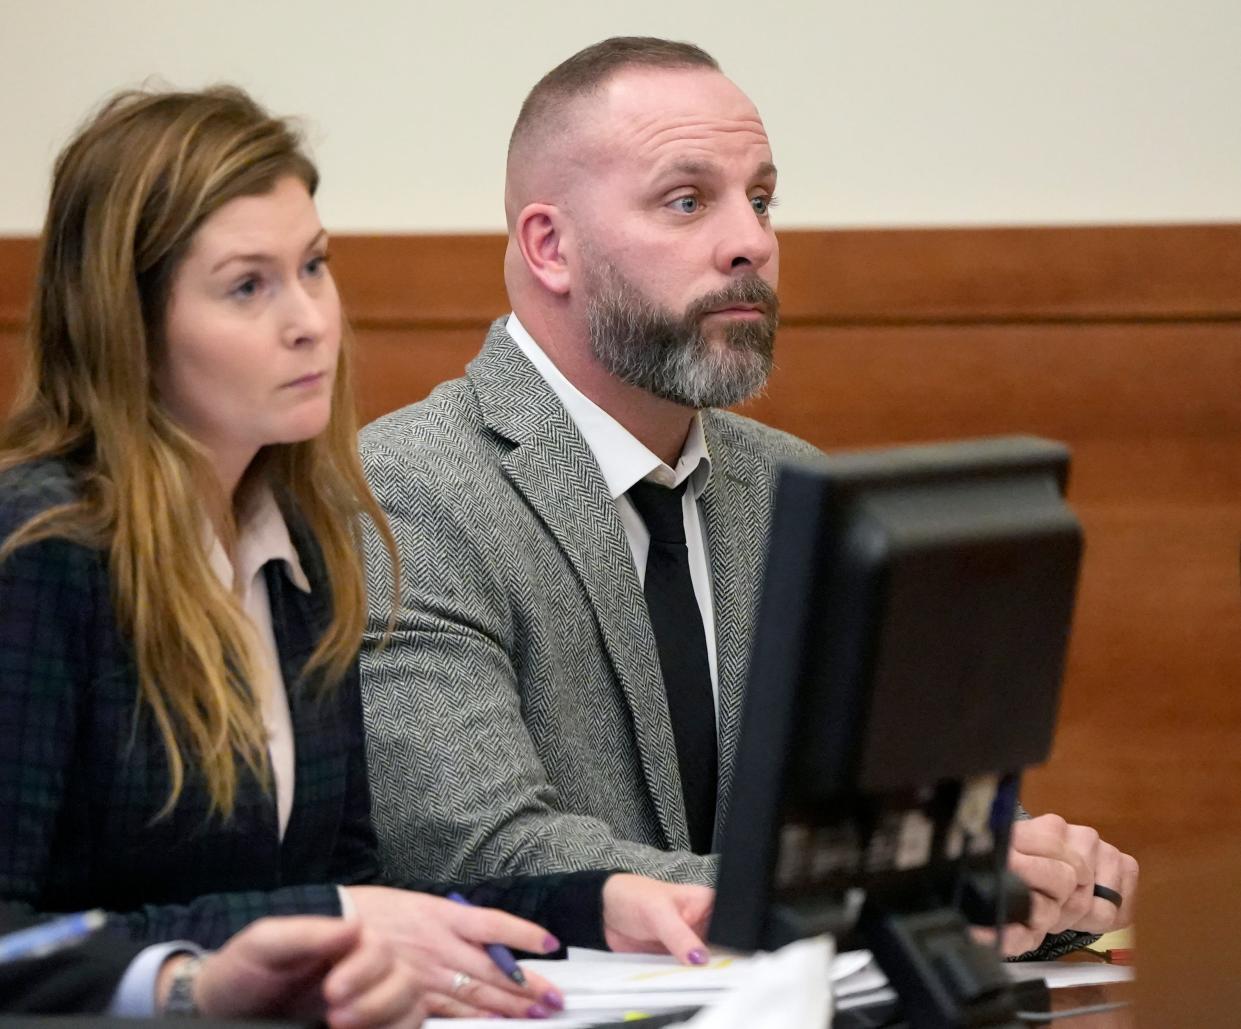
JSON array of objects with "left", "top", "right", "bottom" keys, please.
[{"left": 1092, "top": 883, "right": 1123, "bottom": 907}]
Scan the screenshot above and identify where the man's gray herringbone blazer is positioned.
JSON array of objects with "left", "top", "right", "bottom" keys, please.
[{"left": 359, "top": 320, "right": 821, "bottom": 886}]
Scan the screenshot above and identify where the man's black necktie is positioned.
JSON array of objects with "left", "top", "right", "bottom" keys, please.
[{"left": 628, "top": 478, "right": 717, "bottom": 854}]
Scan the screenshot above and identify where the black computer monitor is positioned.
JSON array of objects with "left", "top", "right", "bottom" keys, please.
[{"left": 709, "top": 436, "right": 1082, "bottom": 1026}]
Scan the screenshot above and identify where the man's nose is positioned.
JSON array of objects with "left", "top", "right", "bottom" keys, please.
[{"left": 716, "top": 197, "right": 776, "bottom": 275}]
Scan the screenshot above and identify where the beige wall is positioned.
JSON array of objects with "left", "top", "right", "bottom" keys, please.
[{"left": 2, "top": 0, "right": 1239, "bottom": 233}]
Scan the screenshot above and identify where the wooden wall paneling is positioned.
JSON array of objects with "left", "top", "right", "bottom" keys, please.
[
  {"left": 350, "top": 327, "right": 483, "bottom": 425},
  {"left": 0, "top": 332, "right": 21, "bottom": 410},
  {"left": 331, "top": 234, "right": 507, "bottom": 329},
  {"left": 8, "top": 225, "right": 1241, "bottom": 328},
  {"left": 325, "top": 227, "right": 1241, "bottom": 326},
  {"left": 744, "top": 323, "right": 1241, "bottom": 501},
  {"left": 0, "top": 237, "right": 37, "bottom": 414},
  {"left": 775, "top": 225, "right": 1241, "bottom": 323},
  {"left": 0, "top": 237, "right": 37, "bottom": 330},
  {"left": 742, "top": 321, "right": 1241, "bottom": 853},
  {"left": 1026, "top": 504, "right": 1241, "bottom": 850}
]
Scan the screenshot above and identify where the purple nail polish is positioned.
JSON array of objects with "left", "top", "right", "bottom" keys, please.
[
  {"left": 541, "top": 934, "right": 560, "bottom": 953},
  {"left": 688, "top": 948, "right": 708, "bottom": 965},
  {"left": 526, "top": 1003, "right": 551, "bottom": 1019},
  {"left": 542, "top": 991, "right": 564, "bottom": 1011}
]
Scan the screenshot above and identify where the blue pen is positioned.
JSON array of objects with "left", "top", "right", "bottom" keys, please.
[
  {"left": 0, "top": 909, "right": 107, "bottom": 964},
  {"left": 446, "top": 891, "right": 528, "bottom": 986}
]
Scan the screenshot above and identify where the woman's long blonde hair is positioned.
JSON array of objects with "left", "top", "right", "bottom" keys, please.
[{"left": 0, "top": 86, "right": 398, "bottom": 818}]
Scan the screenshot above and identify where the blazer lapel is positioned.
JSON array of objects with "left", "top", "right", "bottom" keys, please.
[
  {"left": 700, "top": 412, "right": 768, "bottom": 833},
  {"left": 468, "top": 322, "right": 690, "bottom": 850},
  {"left": 264, "top": 543, "right": 345, "bottom": 879}
]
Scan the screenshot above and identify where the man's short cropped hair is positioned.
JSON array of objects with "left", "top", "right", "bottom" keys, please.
[{"left": 509, "top": 36, "right": 720, "bottom": 156}]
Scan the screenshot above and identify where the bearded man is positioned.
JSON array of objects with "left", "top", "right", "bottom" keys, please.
[{"left": 359, "top": 37, "right": 1136, "bottom": 960}]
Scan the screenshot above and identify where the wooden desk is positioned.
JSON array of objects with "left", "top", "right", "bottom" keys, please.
[{"left": 1052, "top": 982, "right": 1135, "bottom": 1028}]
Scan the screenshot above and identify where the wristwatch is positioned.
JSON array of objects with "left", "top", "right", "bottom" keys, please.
[{"left": 163, "top": 954, "right": 204, "bottom": 1017}]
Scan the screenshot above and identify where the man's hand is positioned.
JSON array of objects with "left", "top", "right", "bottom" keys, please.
[
  {"left": 170, "top": 916, "right": 424, "bottom": 1028},
  {"left": 984, "top": 813, "right": 1138, "bottom": 956},
  {"left": 344, "top": 886, "right": 565, "bottom": 1020},
  {"left": 601, "top": 874, "right": 715, "bottom": 965}
]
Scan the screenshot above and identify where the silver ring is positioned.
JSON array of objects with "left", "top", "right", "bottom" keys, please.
[{"left": 451, "top": 970, "right": 474, "bottom": 995}]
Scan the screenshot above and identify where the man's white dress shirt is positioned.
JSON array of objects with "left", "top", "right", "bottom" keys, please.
[{"left": 506, "top": 313, "right": 720, "bottom": 708}]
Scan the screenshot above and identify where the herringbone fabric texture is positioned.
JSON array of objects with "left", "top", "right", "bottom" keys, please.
[{"left": 359, "top": 320, "right": 822, "bottom": 887}]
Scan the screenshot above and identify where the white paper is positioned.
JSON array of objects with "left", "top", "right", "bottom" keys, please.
[
  {"left": 565, "top": 946, "right": 670, "bottom": 963},
  {"left": 1004, "top": 960, "right": 1135, "bottom": 988},
  {"left": 424, "top": 1018, "right": 599, "bottom": 1029},
  {"left": 678, "top": 935, "right": 834, "bottom": 1028},
  {"left": 426, "top": 946, "right": 1130, "bottom": 1027},
  {"left": 524, "top": 952, "right": 753, "bottom": 994}
]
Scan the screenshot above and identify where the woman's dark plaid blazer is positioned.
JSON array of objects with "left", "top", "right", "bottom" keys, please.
[{"left": 0, "top": 459, "right": 607, "bottom": 949}]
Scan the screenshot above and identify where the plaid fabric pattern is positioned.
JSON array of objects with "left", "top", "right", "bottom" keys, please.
[
  {"left": 459, "top": 868, "right": 611, "bottom": 954},
  {"left": 0, "top": 460, "right": 605, "bottom": 950}
]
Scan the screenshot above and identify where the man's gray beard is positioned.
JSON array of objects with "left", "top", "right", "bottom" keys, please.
[{"left": 584, "top": 265, "right": 779, "bottom": 410}]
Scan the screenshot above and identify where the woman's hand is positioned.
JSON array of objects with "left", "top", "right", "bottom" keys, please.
[
  {"left": 185, "top": 916, "right": 424, "bottom": 1028},
  {"left": 601, "top": 874, "right": 716, "bottom": 965},
  {"left": 344, "top": 886, "right": 566, "bottom": 1019}
]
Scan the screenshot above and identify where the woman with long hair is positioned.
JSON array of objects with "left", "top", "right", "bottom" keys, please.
[{"left": 0, "top": 86, "right": 712, "bottom": 1021}]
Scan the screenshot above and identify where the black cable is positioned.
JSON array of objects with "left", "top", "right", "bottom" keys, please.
[
  {"left": 993, "top": 827, "right": 1007, "bottom": 958},
  {"left": 989, "top": 774, "right": 1020, "bottom": 956},
  {"left": 1015, "top": 1000, "right": 1131, "bottom": 1022},
  {"left": 951, "top": 830, "right": 971, "bottom": 912}
]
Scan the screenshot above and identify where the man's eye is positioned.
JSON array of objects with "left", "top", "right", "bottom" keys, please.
[
  {"left": 751, "top": 193, "right": 777, "bottom": 216},
  {"left": 305, "top": 253, "right": 330, "bottom": 276},
  {"left": 670, "top": 195, "right": 700, "bottom": 214}
]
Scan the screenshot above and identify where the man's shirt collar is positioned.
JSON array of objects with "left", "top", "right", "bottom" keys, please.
[{"left": 506, "top": 312, "right": 712, "bottom": 500}]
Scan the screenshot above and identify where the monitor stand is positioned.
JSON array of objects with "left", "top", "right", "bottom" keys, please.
[{"left": 855, "top": 899, "right": 1022, "bottom": 1029}]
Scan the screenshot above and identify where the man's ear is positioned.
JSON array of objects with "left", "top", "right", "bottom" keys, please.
[{"left": 514, "top": 203, "right": 572, "bottom": 296}]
